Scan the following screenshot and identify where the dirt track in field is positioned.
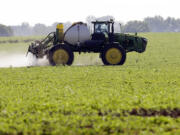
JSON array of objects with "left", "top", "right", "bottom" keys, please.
[{"left": 97, "top": 108, "right": 180, "bottom": 118}]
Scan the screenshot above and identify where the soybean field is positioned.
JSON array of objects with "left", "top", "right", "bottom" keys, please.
[{"left": 0, "top": 33, "right": 180, "bottom": 134}]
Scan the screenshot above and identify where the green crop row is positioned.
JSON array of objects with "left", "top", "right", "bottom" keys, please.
[{"left": 0, "top": 33, "right": 180, "bottom": 134}]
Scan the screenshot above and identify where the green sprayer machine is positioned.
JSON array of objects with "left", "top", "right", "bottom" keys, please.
[{"left": 27, "top": 20, "right": 147, "bottom": 66}]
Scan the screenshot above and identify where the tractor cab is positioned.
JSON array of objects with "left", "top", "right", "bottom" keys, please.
[
  {"left": 83, "top": 20, "right": 115, "bottom": 51},
  {"left": 91, "top": 21, "right": 114, "bottom": 43}
]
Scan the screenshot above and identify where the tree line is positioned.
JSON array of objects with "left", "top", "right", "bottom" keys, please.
[
  {"left": 1, "top": 15, "right": 180, "bottom": 36},
  {"left": 0, "top": 24, "right": 13, "bottom": 36}
]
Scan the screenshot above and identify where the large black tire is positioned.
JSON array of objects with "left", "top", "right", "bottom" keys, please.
[
  {"left": 49, "top": 44, "right": 74, "bottom": 66},
  {"left": 101, "top": 44, "right": 126, "bottom": 65}
]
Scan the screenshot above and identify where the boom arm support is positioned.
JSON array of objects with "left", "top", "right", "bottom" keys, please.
[{"left": 27, "top": 32, "right": 55, "bottom": 58}]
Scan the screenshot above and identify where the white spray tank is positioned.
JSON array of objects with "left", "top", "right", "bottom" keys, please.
[{"left": 64, "top": 22, "right": 91, "bottom": 45}]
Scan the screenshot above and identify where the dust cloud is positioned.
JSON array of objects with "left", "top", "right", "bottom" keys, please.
[{"left": 0, "top": 52, "right": 49, "bottom": 68}]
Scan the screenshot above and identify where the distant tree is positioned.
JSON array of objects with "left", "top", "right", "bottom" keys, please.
[
  {"left": 123, "top": 21, "right": 150, "bottom": 33},
  {"left": 114, "top": 21, "right": 123, "bottom": 33},
  {"left": 174, "top": 19, "right": 180, "bottom": 32},
  {"left": 86, "top": 16, "right": 96, "bottom": 24},
  {"left": 0, "top": 24, "right": 13, "bottom": 36},
  {"left": 144, "top": 16, "right": 166, "bottom": 32},
  {"left": 33, "top": 23, "right": 47, "bottom": 35},
  {"left": 21, "top": 22, "right": 32, "bottom": 35},
  {"left": 9, "top": 15, "right": 180, "bottom": 36},
  {"left": 97, "top": 15, "right": 115, "bottom": 21},
  {"left": 164, "top": 17, "right": 180, "bottom": 32},
  {"left": 11, "top": 22, "right": 32, "bottom": 36},
  {"left": 86, "top": 16, "right": 96, "bottom": 33},
  {"left": 63, "top": 21, "right": 72, "bottom": 31},
  {"left": 51, "top": 22, "right": 59, "bottom": 29},
  {"left": 144, "top": 16, "right": 180, "bottom": 32}
]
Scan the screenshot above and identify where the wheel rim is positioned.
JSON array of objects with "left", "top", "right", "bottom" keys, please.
[
  {"left": 105, "top": 48, "right": 122, "bottom": 64},
  {"left": 52, "top": 49, "right": 69, "bottom": 65}
]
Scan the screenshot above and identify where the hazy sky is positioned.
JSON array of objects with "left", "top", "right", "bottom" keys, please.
[{"left": 0, "top": 0, "right": 179, "bottom": 26}]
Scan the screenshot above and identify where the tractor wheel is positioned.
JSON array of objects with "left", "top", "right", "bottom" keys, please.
[
  {"left": 49, "top": 44, "right": 74, "bottom": 66},
  {"left": 101, "top": 45, "right": 126, "bottom": 65}
]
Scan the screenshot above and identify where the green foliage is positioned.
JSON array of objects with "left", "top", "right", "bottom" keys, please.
[
  {"left": 0, "top": 33, "right": 180, "bottom": 134},
  {"left": 33, "top": 23, "right": 48, "bottom": 35},
  {"left": 123, "top": 21, "right": 150, "bottom": 32},
  {"left": 144, "top": 16, "right": 180, "bottom": 32},
  {"left": 0, "top": 24, "right": 13, "bottom": 37}
]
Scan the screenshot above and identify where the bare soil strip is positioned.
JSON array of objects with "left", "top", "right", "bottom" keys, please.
[{"left": 97, "top": 108, "right": 180, "bottom": 118}]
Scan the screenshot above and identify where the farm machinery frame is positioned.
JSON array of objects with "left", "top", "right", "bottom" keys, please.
[{"left": 27, "top": 20, "right": 147, "bottom": 65}]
